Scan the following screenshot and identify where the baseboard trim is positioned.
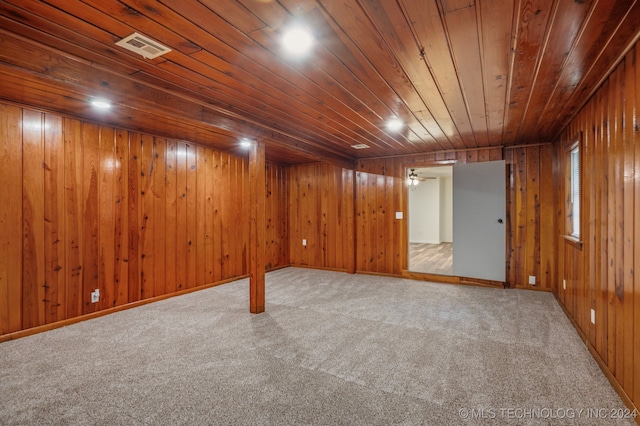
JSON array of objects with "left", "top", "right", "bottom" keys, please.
[
  {"left": 0, "top": 274, "right": 250, "bottom": 344},
  {"left": 402, "top": 270, "right": 505, "bottom": 289},
  {"left": 553, "top": 293, "right": 639, "bottom": 424}
]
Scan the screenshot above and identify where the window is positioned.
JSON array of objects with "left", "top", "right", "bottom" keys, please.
[{"left": 566, "top": 137, "right": 581, "bottom": 240}]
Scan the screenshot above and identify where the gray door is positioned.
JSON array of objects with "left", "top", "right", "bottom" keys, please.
[{"left": 452, "top": 160, "right": 506, "bottom": 282}]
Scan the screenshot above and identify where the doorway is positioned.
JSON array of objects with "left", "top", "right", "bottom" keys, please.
[
  {"left": 408, "top": 166, "right": 453, "bottom": 275},
  {"left": 407, "top": 161, "right": 506, "bottom": 282}
]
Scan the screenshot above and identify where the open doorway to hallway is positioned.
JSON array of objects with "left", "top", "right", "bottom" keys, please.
[{"left": 407, "top": 166, "right": 453, "bottom": 275}]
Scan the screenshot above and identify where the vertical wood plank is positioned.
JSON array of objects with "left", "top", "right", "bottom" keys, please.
[
  {"left": 43, "top": 114, "right": 65, "bottom": 323},
  {"left": 504, "top": 149, "right": 515, "bottom": 287},
  {"left": 249, "top": 141, "right": 266, "bottom": 314},
  {"left": 127, "top": 133, "right": 141, "bottom": 302},
  {"left": 219, "top": 152, "right": 231, "bottom": 276},
  {"left": 241, "top": 157, "right": 250, "bottom": 275},
  {"left": 204, "top": 148, "right": 215, "bottom": 284},
  {"left": 82, "top": 123, "right": 100, "bottom": 315},
  {"left": 175, "top": 142, "right": 188, "bottom": 291},
  {"left": 0, "top": 104, "right": 23, "bottom": 334},
  {"left": 212, "top": 150, "right": 222, "bottom": 282},
  {"left": 186, "top": 143, "right": 197, "bottom": 288},
  {"left": 22, "top": 109, "right": 45, "bottom": 329},
  {"left": 345, "top": 168, "right": 356, "bottom": 273},
  {"left": 113, "top": 130, "right": 128, "bottom": 306},
  {"left": 598, "top": 79, "right": 609, "bottom": 364},
  {"left": 525, "top": 145, "right": 540, "bottom": 288},
  {"left": 634, "top": 41, "right": 640, "bottom": 408},
  {"left": 165, "top": 140, "right": 177, "bottom": 294},
  {"left": 153, "top": 138, "right": 166, "bottom": 297},
  {"left": 64, "top": 118, "right": 83, "bottom": 319},
  {"left": 606, "top": 66, "right": 620, "bottom": 380},
  {"left": 621, "top": 52, "right": 635, "bottom": 395},
  {"left": 515, "top": 148, "right": 527, "bottom": 287},
  {"left": 613, "top": 65, "right": 625, "bottom": 386},
  {"left": 195, "top": 145, "right": 206, "bottom": 286},
  {"left": 139, "top": 134, "right": 154, "bottom": 300},
  {"left": 98, "top": 126, "right": 115, "bottom": 310}
]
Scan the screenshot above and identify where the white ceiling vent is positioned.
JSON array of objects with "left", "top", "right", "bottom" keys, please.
[
  {"left": 116, "top": 32, "right": 171, "bottom": 59},
  {"left": 351, "top": 144, "right": 370, "bottom": 149}
]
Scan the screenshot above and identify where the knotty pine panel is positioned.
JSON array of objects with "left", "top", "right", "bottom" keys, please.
[
  {"left": 288, "top": 164, "right": 355, "bottom": 272},
  {"left": 0, "top": 104, "right": 23, "bottom": 334},
  {"left": 0, "top": 102, "right": 289, "bottom": 338},
  {"left": 554, "top": 41, "right": 640, "bottom": 413},
  {"left": 355, "top": 146, "right": 554, "bottom": 288},
  {"left": 266, "top": 163, "right": 289, "bottom": 270}
]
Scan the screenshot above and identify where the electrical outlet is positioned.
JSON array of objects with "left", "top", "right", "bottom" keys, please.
[
  {"left": 528, "top": 275, "right": 536, "bottom": 285},
  {"left": 563, "top": 279, "right": 566, "bottom": 290},
  {"left": 590, "top": 309, "right": 595, "bottom": 325},
  {"left": 302, "top": 239, "right": 307, "bottom": 247},
  {"left": 91, "top": 289, "right": 100, "bottom": 303}
]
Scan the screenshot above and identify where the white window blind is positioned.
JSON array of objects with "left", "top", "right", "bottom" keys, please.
[{"left": 570, "top": 146, "right": 580, "bottom": 237}]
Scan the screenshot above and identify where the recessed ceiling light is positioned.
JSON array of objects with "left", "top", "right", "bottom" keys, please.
[
  {"left": 282, "top": 26, "right": 314, "bottom": 55},
  {"left": 91, "top": 99, "right": 111, "bottom": 109},
  {"left": 240, "top": 138, "right": 252, "bottom": 148},
  {"left": 386, "top": 118, "right": 403, "bottom": 132}
]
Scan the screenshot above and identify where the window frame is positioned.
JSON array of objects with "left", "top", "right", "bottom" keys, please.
[{"left": 565, "top": 133, "right": 582, "bottom": 248}]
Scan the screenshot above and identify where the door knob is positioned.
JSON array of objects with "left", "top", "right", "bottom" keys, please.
[{"left": 497, "top": 218, "right": 503, "bottom": 224}]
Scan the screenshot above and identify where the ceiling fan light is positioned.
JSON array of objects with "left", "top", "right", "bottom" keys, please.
[{"left": 407, "top": 168, "right": 419, "bottom": 186}]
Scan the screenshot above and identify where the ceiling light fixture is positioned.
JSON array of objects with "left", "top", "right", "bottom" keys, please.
[
  {"left": 240, "top": 138, "right": 252, "bottom": 148},
  {"left": 407, "top": 169, "right": 419, "bottom": 186},
  {"left": 282, "top": 26, "right": 314, "bottom": 55},
  {"left": 386, "top": 117, "right": 403, "bottom": 132},
  {"left": 90, "top": 99, "right": 112, "bottom": 109}
]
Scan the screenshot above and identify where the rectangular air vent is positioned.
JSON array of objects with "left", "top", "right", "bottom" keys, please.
[
  {"left": 351, "top": 144, "right": 370, "bottom": 149},
  {"left": 116, "top": 32, "right": 171, "bottom": 59}
]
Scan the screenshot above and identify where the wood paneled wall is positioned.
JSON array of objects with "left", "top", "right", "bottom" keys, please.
[
  {"left": 0, "top": 103, "right": 289, "bottom": 337},
  {"left": 505, "top": 145, "right": 555, "bottom": 290},
  {"left": 266, "top": 163, "right": 289, "bottom": 270},
  {"left": 554, "top": 42, "right": 640, "bottom": 412},
  {"left": 355, "top": 146, "right": 555, "bottom": 288},
  {"left": 288, "top": 164, "right": 355, "bottom": 272}
]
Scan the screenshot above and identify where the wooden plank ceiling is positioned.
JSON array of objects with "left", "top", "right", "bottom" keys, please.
[{"left": 0, "top": 0, "right": 638, "bottom": 166}]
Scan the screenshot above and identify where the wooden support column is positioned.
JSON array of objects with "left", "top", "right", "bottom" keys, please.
[{"left": 249, "top": 140, "right": 265, "bottom": 313}]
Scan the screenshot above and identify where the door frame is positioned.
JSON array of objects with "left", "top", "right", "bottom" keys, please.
[{"left": 402, "top": 160, "right": 508, "bottom": 288}]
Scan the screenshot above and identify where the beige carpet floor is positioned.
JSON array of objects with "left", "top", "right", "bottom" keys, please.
[{"left": 0, "top": 267, "right": 633, "bottom": 425}]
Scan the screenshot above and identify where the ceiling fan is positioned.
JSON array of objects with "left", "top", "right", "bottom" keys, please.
[{"left": 407, "top": 168, "right": 437, "bottom": 186}]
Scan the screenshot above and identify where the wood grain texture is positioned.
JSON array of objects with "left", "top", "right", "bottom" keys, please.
[
  {"left": 0, "top": 104, "right": 23, "bottom": 334},
  {"left": 355, "top": 146, "right": 553, "bottom": 285},
  {"left": 0, "top": 102, "right": 289, "bottom": 336},
  {"left": 554, "top": 40, "right": 640, "bottom": 414},
  {"left": 43, "top": 114, "right": 65, "bottom": 323},
  {"left": 249, "top": 141, "right": 266, "bottom": 314},
  {"left": 63, "top": 118, "right": 83, "bottom": 319},
  {"left": 1, "top": 0, "right": 637, "bottom": 165},
  {"left": 289, "top": 164, "right": 355, "bottom": 272},
  {"left": 21, "top": 109, "right": 45, "bottom": 329},
  {"left": 265, "top": 163, "right": 290, "bottom": 270}
]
